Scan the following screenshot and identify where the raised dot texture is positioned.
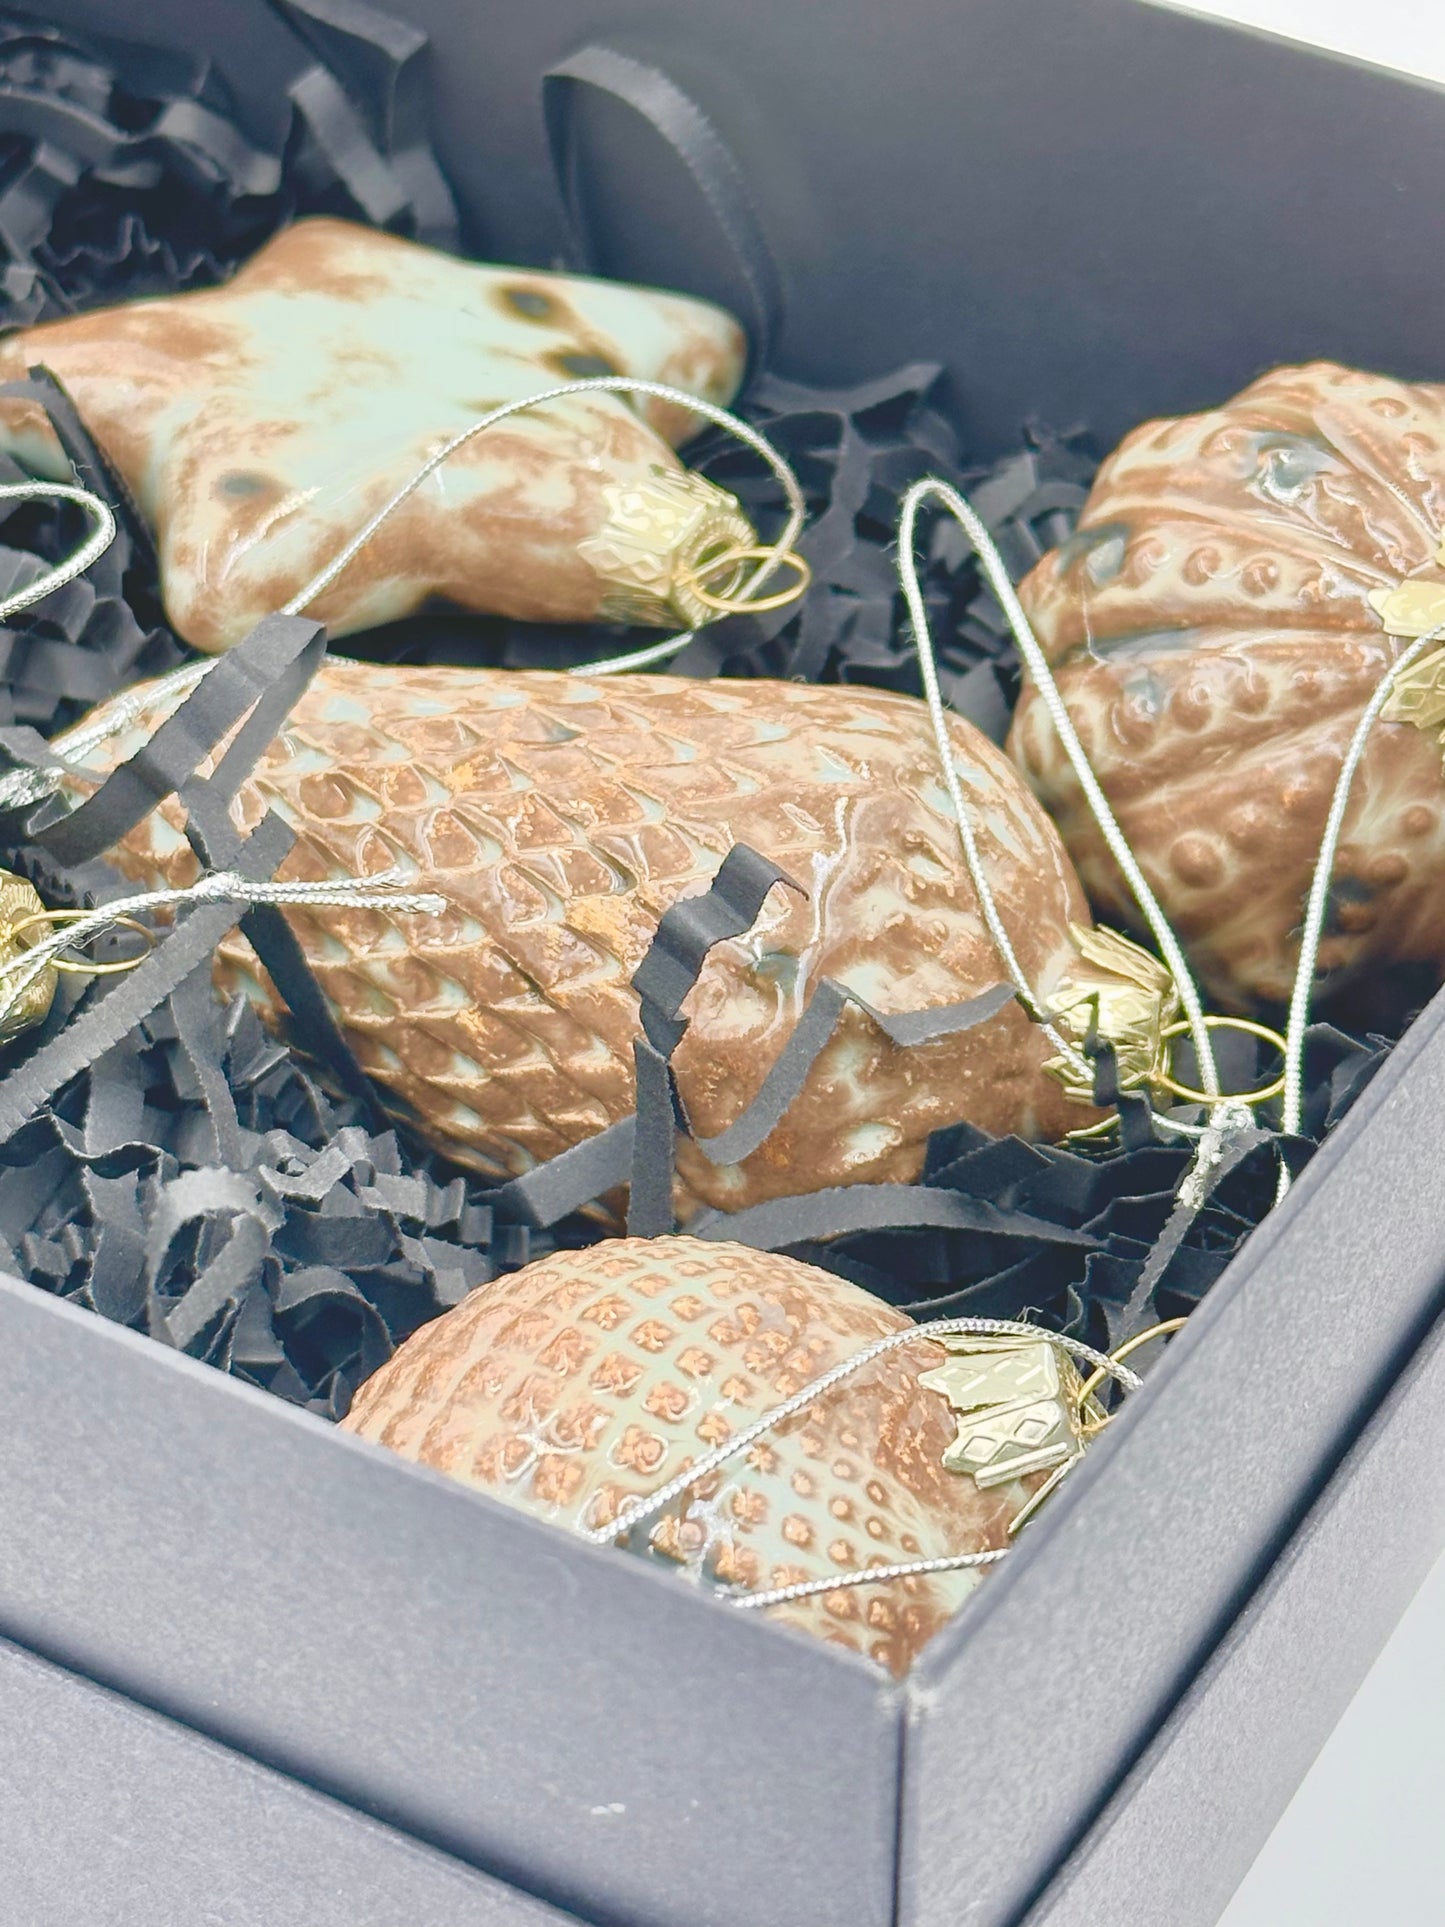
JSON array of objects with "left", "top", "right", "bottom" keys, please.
[
  {"left": 342, "top": 1236, "right": 1040, "bottom": 1674},
  {"left": 1010, "top": 359, "right": 1445, "bottom": 1009}
]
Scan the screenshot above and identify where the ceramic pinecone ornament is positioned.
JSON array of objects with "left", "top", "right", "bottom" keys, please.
[
  {"left": 72, "top": 658, "right": 1166, "bottom": 1213},
  {"left": 1009, "top": 360, "right": 1445, "bottom": 1011},
  {"left": 0, "top": 217, "right": 749, "bottom": 651},
  {"left": 342, "top": 1236, "right": 1061, "bottom": 1675}
]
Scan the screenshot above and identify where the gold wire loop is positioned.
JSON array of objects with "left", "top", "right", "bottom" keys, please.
[
  {"left": 675, "top": 544, "right": 812, "bottom": 616},
  {"left": 1064, "top": 1013, "right": 1288, "bottom": 1140},
  {"left": 1077, "top": 1316, "right": 1190, "bottom": 1426},
  {"left": 1151, "top": 1015, "right": 1287, "bottom": 1107},
  {"left": 1063, "top": 1113, "right": 1129, "bottom": 1143},
  {"left": 6, "top": 908, "right": 157, "bottom": 976}
]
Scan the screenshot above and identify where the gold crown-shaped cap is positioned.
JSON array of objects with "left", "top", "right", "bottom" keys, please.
[
  {"left": 578, "top": 467, "right": 757, "bottom": 629},
  {"left": 1044, "top": 923, "right": 1180, "bottom": 1106},
  {"left": 919, "top": 1336, "right": 1086, "bottom": 1489},
  {"left": 0, "top": 870, "right": 57, "bottom": 1045}
]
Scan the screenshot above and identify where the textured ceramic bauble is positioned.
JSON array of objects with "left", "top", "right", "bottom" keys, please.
[
  {"left": 74, "top": 658, "right": 1148, "bottom": 1213},
  {"left": 0, "top": 218, "right": 748, "bottom": 651},
  {"left": 1008, "top": 361, "right": 1445, "bottom": 1010},
  {"left": 341, "top": 1236, "right": 1037, "bottom": 1674}
]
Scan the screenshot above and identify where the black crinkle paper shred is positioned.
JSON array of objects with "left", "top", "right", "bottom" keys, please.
[
  {"left": 5, "top": 988, "right": 536, "bottom": 1419},
  {"left": 0, "top": 1, "right": 455, "bottom": 326},
  {"left": 0, "top": 0, "right": 457, "bottom": 738},
  {"left": 0, "top": 3, "right": 1404, "bottom": 1414}
]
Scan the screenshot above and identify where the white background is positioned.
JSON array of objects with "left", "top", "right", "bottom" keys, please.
[
  {"left": 1146, "top": 11, "right": 1445, "bottom": 1925},
  {"left": 1170, "top": 0, "right": 1445, "bottom": 87}
]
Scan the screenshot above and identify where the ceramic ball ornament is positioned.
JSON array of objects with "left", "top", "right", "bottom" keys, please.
[
  {"left": 0, "top": 217, "right": 751, "bottom": 650},
  {"left": 69, "top": 657, "right": 1174, "bottom": 1212},
  {"left": 342, "top": 1236, "right": 1084, "bottom": 1674},
  {"left": 1009, "top": 360, "right": 1445, "bottom": 1011}
]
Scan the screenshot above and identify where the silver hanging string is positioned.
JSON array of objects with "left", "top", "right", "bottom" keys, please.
[
  {"left": 581, "top": 1312, "right": 1140, "bottom": 1553},
  {"left": 54, "top": 657, "right": 213, "bottom": 768},
  {"left": 0, "top": 480, "right": 117, "bottom": 616},
  {"left": 0, "top": 481, "right": 124, "bottom": 812},
  {"left": 894, "top": 486, "right": 1090, "bottom": 1082},
  {"left": 731, "top": 1545, "right": 1012, "bottom": 1612},
  {"left": 1273, "top": 617, "right": 1445, "bottom": 1201},
  {"left": 0, "top": 866, "right": 444, "bottom": 1031},
  {"left": 588, "top": 631, "right": 720, "bottom": 676},
  {"left": 897, "top": 477, "right": 1225, "bottom": 1113},
  {"left": 283, "top": 374, "right": 807, "bottom": 663},
  {"left": 0, "top": 377, "right": 808, "bottom": 806}
]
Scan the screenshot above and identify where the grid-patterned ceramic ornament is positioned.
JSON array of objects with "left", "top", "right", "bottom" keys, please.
[{"left": 342, "top": 1236, "right": 1047, "bottom": 1675}]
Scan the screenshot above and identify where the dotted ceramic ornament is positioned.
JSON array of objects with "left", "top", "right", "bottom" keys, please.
[
  {"left": 0, "top": 218, "right": 748, "bottom": 651},
  {"left": 71, "top": 657, "right": 1160, "bottom": 1213},
  {"left": 342, "top": 1236, "right": 1048, "bottom": 1675},
  {"left": 1008, "top": 361, "right": 1445, "bottom": 1010}
]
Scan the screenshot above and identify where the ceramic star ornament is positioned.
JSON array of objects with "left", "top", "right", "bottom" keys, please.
[{"left": 0, "top": 217, "right": 751, "bottom": 651}]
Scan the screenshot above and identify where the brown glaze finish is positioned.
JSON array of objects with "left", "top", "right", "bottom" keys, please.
[
  {"left": 0, "top": 218, "right": 747, "bottom": 651},
  {"left": 78, "top": 659, "right": 1111, "bottom": 1213},
  {"left": 342, "top": 1236, "right": 1035, "bottom": 1674},
  {"left": 1008, "top": 361, "right": 1445, "bottom": 1009}
]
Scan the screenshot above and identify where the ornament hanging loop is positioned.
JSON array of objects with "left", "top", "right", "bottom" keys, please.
[
  {"left": 1062, "top": 1013, "right": 1287, "bottom": 1141},
  {"left": 674, "top": 543, "right": 812, "bottom": 616},
  {"left": 6, "top": 906, "right": 156, "bottom": 976},
  {"left": 0, "top": 480, "right": 118, "bottom": 623},
  {"left": 1152, "top": 1015, "right": 1287, "bottom": 1108},
  {"left": 1076, "top": 1317, "right": 1189, "bottom": 1428}
]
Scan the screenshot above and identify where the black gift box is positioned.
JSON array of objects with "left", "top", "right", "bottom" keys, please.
[{"left": 5, "top": 1, "right": 1445, "bottom": 1923}]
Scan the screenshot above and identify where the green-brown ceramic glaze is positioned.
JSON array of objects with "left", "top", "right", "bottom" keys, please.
[
  {"left": 0, "top": 217, "right": 748, "bottom": 649},
  {"left": 343, "top": 1237, "right": 1043, "bottom": 1674},
  {"left": 73, "top": 659, "right": 1119, "bottom": 1215}
]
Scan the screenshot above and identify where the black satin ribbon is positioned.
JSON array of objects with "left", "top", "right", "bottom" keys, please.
[{"left": 543, "top": 45, "right": 783, "bottom": 371}]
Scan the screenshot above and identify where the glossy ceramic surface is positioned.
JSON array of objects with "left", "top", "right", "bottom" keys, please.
[
  {"left": 1009, "top": 360, "right": 1445, "bottom": 1009},
  {"left": 343, "top": 1235, "right": 1042, "bottom": 1674},
  {"left": 78, "top": 658, "right": 1119, "bottom": 1210},
  {"left": 0, "top": 218, "right": 746, "bottom": 649}
]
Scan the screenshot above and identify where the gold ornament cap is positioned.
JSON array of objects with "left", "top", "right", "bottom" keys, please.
[
  {"left": 920, "top": 1335, "right": 1086, "bottom": 1487},
  {"left": 1044, "top": 923, "right": 1181, "bottom": 1106},
  {"left": 0, "top": 870, "right": 58, "bottom": 1044},
  {"left": 1368, "top": 535, "right": 1445, "bottom": 638},
  {"left": 578, "top": 466, "right": 757, "bottom": 628},
  {"left": 1383, "top": 639, "right": 1445, "bottom": 748},
  {"left": 920, "top": 1331, "right": 1092, "bottom": 1536}
]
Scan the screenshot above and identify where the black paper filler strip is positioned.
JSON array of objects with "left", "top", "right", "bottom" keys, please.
[
  {"left": 0, "top": 812, "right": 292, "bottom": 1146},
  {"left": 33, "top": 614, "right": 325, "bottom": 869},
  {"left": 627, "top": 1036, "right": 676, "bottom": 1237},
  {"left": 688, "top": 1184, "right": 1100, "bottom": 1252},
  {"left": 630, "top": 842, "right": 800, "bottom": 1054},
  {"left": 1117, "top": 1124, "right": 1274, "bottom": 1336},
  {"left": 0, "top": 370, "right": 146, "bottom": 589},
  {"left": 167, "top": 964, "right": 246, "bottom": 1170},
  {"left": 159, "top": 621, "right": 386, "bottom": 1121},
  {"left": 485, "top": 844, "right": 1025, "bottom": 1231},
  {"left": 690, "top": 979, "right": 1019, "bottom": 1169},
  {"left": 482, "top": 1116, "right": 634, "bottom": 1230}
]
